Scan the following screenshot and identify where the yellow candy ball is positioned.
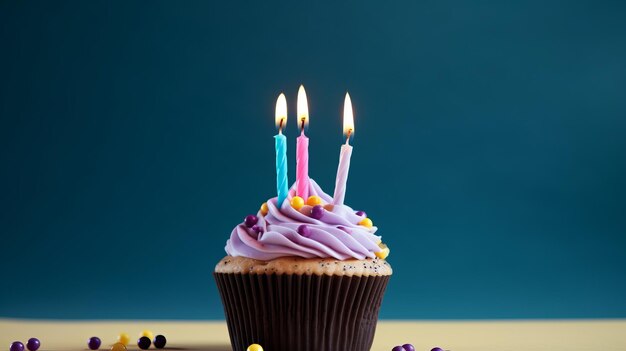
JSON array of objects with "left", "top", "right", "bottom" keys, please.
[
  {"left": 375, "top": 243, "right": 390, "bottom": 259},
  {"left": 323, "top": 204, "right": 334, "bottom": 212},
  {"left": 117, "top": 333, "right": 130, "bottom": 345},
  {"left": 375, "top": 247, "right": 390, "bottom": 259},
  {"left": 306, "top": 195, "right": 323, "bottom": 206},
  {"left": 260, "top": 202, "right": 269, "bottom": 216},
  {"left": 359, "top": 218, "right": 373, "bottom": 228},
  {"left": 140, "top": 330, "right": 154, "bottom": 340},
  {"left": 247, "top": 344, "right": 264, "bottom": 351},
  {"left": 111, "top": 343, "right": 127, "bottom": 351},
  {"left": 291, "top": 196, "right": 305, "bottom": 210}
]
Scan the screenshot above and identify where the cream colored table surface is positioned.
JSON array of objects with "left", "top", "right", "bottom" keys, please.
[{"left": 1, "top": 319, "right": 625, "bottom": 351}]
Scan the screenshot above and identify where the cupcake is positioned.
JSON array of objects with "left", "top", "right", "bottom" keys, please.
[{"left": 214, "top": 179, "right": 391, "bottom": 351}]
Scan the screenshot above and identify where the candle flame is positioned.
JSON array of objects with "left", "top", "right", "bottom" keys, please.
[
  {"left": 297, "top": 85, "right": 309, "bottom": 130},
  {"left": 275, "top": 93, "right": 287, "bottom": 131},
  {"left": 343, "top": 92, "right": 354, "bottom": 138}
]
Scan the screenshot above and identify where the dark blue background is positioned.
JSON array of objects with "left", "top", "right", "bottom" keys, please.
[{"left": 1, "top": 1, "right": 625, "bottom": 319}]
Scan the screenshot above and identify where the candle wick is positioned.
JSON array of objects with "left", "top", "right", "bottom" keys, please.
[
  {"left": 300, "top": 118, "right": 305, "bottom": 133},
  {"left": 345, "top": 129, "right": 352, "bottom": 145},
  {"left": 278, "top": 118, "right": 284, "bottom": 134}
]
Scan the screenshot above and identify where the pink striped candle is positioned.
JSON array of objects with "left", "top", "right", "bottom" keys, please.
[
  {"left": 296, "top": 130, "right": 309, "bottom": 199},
  {"left": 296, "top": 85, "right": 310, "bottom": 199}
]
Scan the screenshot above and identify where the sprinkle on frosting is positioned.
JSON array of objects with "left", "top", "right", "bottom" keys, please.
[{"left": 225, "top": 179, "right": 385, "bottom": 261}]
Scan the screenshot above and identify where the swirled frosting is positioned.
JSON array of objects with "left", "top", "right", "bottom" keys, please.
[{"left": 225, "top": 179, "right": 383, "bottom": 261}]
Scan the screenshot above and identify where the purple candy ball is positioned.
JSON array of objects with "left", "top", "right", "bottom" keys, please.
[
  {"left": 431, "top": 348, "right": 444, "bottom": 351},
  {"left": 244, "top": 214, "right": 258, "bottom": 228},
  {"left": 297, "top": 225, "right": 312, "bottom": 237},
  {"left": 137, "top": 337, "right": 151, "bottom": 350},
  {"left": 88, "top": 337, "right": 101, "bottom": 350},
  {"left": 402, "top": 344, "right": 415, "bottom": 351},
  {"left": 356, "top": 210, "right": 366, "bottom": 217},
  {"left": 26, "top": 339, "right": 40, "bottom": 351},
  {"left": 10, "top": 342, "right": 24, "bottom": 351},
  {"left": 392, "top": 347, "right": 405, "bottom": 351},
  {"left": 153, "top": 335, "right": 167, "bottom": 349},
  {"left": 311, "top": 205, "right": 325, "bottom": 219}
]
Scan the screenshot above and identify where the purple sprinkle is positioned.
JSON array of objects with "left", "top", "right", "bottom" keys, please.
[
  {"left": 137, "top": 336, "right": 151, "bottom": 350},
  {"left": 356, "top": 210, "right": 366, "bottom": 217},
  {"left": 88, "top": 337, "right": 101, "bottom": 350},
  {"left": 244, "top": 214, "right": 258, "bottom": 228},
  {"left": 26, "top": 339, "right": 40, "bottom": 351},
  {"left": 431, "top": 348, "right": 444, "bottom": 351},
  {"left": 392, "top": 347, "right": 405, "bottom": 351},
  {"left": 403, "top": 344, "right": 415, "bottom": 351},
  {"left": 153, "top": 335, "right": 167, "bottom": 349},
  {"left": 10, "top": 342, "right": 24, "bottom": 351},
  {"left": 311, "top": 205, "right": 325, "bottom": 219},
  {"left": 297, "top": 225, "right": 312, "bottom": 237}
]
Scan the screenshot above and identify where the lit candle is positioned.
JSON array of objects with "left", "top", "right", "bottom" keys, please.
[
  {"left": 333, "top": 92, "right": 354, "bottom": 205},
  {"left": 296, "top": 85, "right": 310, "bottom": 200},
  {"left": 274, "top": 93, "right": 289, "bottom": 207}
]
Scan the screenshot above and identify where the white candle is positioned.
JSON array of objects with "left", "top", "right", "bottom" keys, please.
[{"left": 333, "top": 93, "right": 354, "bottom": 205}]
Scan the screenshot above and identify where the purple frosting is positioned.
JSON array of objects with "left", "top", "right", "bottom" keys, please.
[{"left": 225, "top": 179, "right": 382, "bottom": 260}]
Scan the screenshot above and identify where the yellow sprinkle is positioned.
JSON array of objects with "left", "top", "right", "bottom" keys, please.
[
  {"left": 260, "top": 202, "right": 269, "bottom": 216},
  {"left": 359, "top": 218, "right": 373, "bottom": 228},
  {"left": 117, "top": 333, "right": 130, "bottom": 346},
  {"left": 375, "top": 246, "right": 390, "bottom": 259},
  {"left": 247, "top": 344, "right": 264, "bottom": 351},
  {"left": 306, "top": 195, "right": 323, "bottom": 206},
  {"left": 291, "top": 196, "right": 305, "bottom": 210},
  {"left": 140, "top": 330, "right": 154, "bottom": 340},
  {"left": 376, "top": 238, "right": 382, "bottom": 245},
  {"left": 111, "top": 343, "right": 127, "bottom": 351}
]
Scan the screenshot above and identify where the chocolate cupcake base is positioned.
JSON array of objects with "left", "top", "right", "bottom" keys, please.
[{"left": 214, "top": 272, "right": 390, "bottom": 351}]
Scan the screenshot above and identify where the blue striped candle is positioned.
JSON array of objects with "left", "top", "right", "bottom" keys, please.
[
  {"left": 274, "top": 93, "right": 289, "bottom": 207},
  {"left": 275, "top": 132, "right": 288, "bottom": 207}
]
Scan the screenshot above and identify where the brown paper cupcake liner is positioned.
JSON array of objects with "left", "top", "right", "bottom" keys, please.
[{"left": 214, "top": 272, "right": 390, "bottom": 351}]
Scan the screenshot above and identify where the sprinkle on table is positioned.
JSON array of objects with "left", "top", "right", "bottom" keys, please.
[
  {"left": 247, "top": 344, "right": 263, "bottom": 351},
  {"left": 117, "top": 333, "right": 130, "bottom": 345},
  {"left": 153, "top": 335, "right": 167, "bottom": 349},
  {"left": 137, "top": 336, "right": 151, "bottom": 350},
  {"left": 88, "top": 337, "right": 101, "bottom": 350},
  {"left": 26, "top": 338, "right": 40, "bottom": 351},
  {"left": 9, "top": 342, "right": 24, "bottom": 351},
  {"left": 110, "top": 343, "right": 127, "bottom": 351}
]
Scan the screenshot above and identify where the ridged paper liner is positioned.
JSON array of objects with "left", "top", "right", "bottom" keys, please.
[{"left": 214, "top": 272, "right": 390, "bottom": 351}]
